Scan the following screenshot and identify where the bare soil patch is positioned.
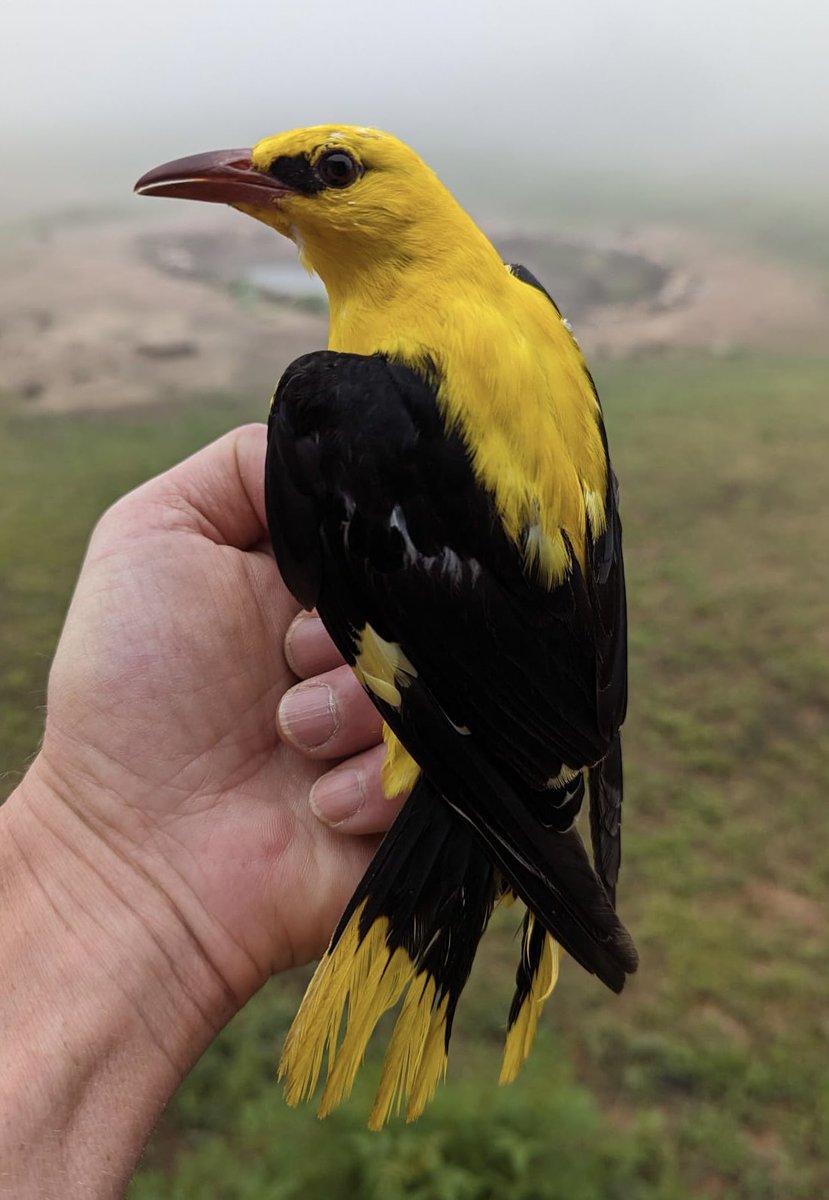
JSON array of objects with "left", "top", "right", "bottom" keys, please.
[{"left": 1, "top": 210, "right": 825, "bottom": 414}]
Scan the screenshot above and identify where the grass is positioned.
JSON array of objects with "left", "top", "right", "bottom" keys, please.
[
  {"left": 0, "top": 393, "right": 261, "bottom": 789},
  {"left": 2, "top": 350, "right": 829, "bottom": 1197}
]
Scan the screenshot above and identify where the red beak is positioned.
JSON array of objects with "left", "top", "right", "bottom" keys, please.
[{"left": 134, "top": 148, "right": 293, "bottom": 208}]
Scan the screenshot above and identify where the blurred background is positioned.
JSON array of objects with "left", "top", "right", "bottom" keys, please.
[{"left": 2, "top": 1, "right": 828, "bottom": 1196}]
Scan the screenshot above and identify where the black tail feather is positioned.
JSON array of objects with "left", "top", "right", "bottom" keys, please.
[
  {"left": 588, "top": 734, "right": 624, "bottom": 906},
  {"left": 383, "top": 684, "right": 639, "bottom": 992}
]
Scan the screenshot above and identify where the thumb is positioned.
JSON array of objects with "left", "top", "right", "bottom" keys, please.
[{"left": 100, "top": 424, "right": 269, "bottom": 552}]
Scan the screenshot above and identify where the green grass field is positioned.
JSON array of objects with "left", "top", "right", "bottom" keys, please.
[{"left": 2, "top": 351, "right": 828, "bottom": 1198}]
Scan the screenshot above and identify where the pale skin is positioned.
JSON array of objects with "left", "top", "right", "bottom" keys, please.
[{"left": 0, "top": 424, "right": 405, "bottom": 1199}]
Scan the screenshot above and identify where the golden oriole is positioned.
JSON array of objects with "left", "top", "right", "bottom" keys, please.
[{"left": 135, "top": 125, "right": 638, "bottom": 1129}]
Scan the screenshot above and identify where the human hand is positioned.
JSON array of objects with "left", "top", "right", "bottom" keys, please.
[{"left": 9, "top": 424, "right": 406, "bottom": 1019}]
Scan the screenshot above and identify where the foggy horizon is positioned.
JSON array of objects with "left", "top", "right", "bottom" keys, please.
[{"left": 4, "top": 0, "right": 828, "bottom": 218}]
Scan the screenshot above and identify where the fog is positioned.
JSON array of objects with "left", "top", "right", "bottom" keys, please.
[{"left": 3, "top": 0, "right": 828, "bottom": 217}]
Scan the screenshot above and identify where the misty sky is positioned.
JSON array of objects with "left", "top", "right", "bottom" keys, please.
[{"left": 3, "top": 0, "right": 828, "bottom": 215}]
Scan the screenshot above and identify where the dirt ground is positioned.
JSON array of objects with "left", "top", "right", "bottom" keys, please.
[{"left": 1, "top": 209, "right": 826, "bottom": 413}]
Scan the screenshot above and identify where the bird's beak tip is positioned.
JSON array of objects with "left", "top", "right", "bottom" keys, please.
[{"left": 134, "top": 148, "right": 290, "bottom": 208}]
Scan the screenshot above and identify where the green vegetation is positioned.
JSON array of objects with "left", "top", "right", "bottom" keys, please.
[
  {"left": 2, "top": 351, "right": 828, "bottom": 1198},
  {"left": 0, "top": 395, "right": 260, "bottom": 787}
]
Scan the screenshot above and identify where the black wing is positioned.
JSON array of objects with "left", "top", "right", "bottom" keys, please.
[
  {"left": 268, "top": 351, "right": 626, "bottom": 780},
  {"left": 266, "top": 350, "right": 635, "bottom": 984}
]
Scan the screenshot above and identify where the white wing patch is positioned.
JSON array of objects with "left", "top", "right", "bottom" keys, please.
[{"left": 390, "top": 505, "right": 480, "bottom": 583}]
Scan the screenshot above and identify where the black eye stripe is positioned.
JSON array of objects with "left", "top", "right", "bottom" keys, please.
[
  {"left": 267, "top": 150, "right": 364, "bottom": 194},
  {"left": 267, "top": 154, "right": 325, "bottom": 194}
]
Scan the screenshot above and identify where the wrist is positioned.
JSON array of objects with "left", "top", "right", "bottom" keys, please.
[{"left": 0, "top": 758, "right": 244, "bottom": 1196}]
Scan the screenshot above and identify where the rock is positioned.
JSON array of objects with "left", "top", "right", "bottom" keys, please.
[{"left": 135, "top": 338, "right": 198, "bottom": 360}]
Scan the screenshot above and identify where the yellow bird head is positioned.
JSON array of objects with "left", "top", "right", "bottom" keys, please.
[{"left": 135, "top": 125, "right": 484, "bottom": 299}]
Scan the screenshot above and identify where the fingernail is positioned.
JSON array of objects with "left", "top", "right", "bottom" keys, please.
[
  {"left": 310, "top": 770, "right": 365, "bottom": 825},
  {"left": 278, "top": 683, "right": 337, "bottom": 749},
  {"left": 284, "top": 612, "right": 321, "bottom": 674}
]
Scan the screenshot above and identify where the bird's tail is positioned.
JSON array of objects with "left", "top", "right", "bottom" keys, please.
[
  {"left": 500, "top": 906, "right": 560, "bottom": 1084},
  {"left": 279, "top": 720, "right": 638, "bottom": 1125},
  {"left": 278, "top": 775, "right": 498, "bottom": 1129}
]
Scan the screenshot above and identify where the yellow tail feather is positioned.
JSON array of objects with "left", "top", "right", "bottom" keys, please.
[
  {"left": 404, "top": 995, "right": 450, "bottom": 1123},
  {"left": 281, "top": 898, "right": 562, "bottom": 1120},
  {"left": 278, "top": 908, "right": 374, "bottom": 1106},
  {"left": 369, "top": 974, "right": 437, "bottom": 1129},
  {"left": 499, "top": 927, "right": 560, "bottom": 1086},
  {"left": 279, "top": 902, "right": 453, "bottom": 1125},
  {"left": 320, "top": 941, "right": 412, "bottom": 1117}
]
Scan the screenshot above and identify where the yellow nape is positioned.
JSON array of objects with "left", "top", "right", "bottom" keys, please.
[
  {"left": 382, "top": 725, "right": 421, "bottom": 798},
  {"left": 278, "top": 901, "right": 449, "bottom": 1128},
  {"left": 500, "top": 922, "right": 560, "bottom": 1086}
]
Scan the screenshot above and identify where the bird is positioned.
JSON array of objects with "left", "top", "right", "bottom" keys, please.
[{"left": 135, "top": 125, "right": 638, "bottom": 1129}]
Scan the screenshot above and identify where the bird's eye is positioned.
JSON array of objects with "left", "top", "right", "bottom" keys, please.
[{"left": 318, "top": 150, "right": 361, "bottom": 189}]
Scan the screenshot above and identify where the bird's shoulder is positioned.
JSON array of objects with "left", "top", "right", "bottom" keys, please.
[
  {"left": 267, "top": 349, "right": 515, "bottom": 589},
  {"left": 505, "top": 261, "right": 561, "bottom": 311}
]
